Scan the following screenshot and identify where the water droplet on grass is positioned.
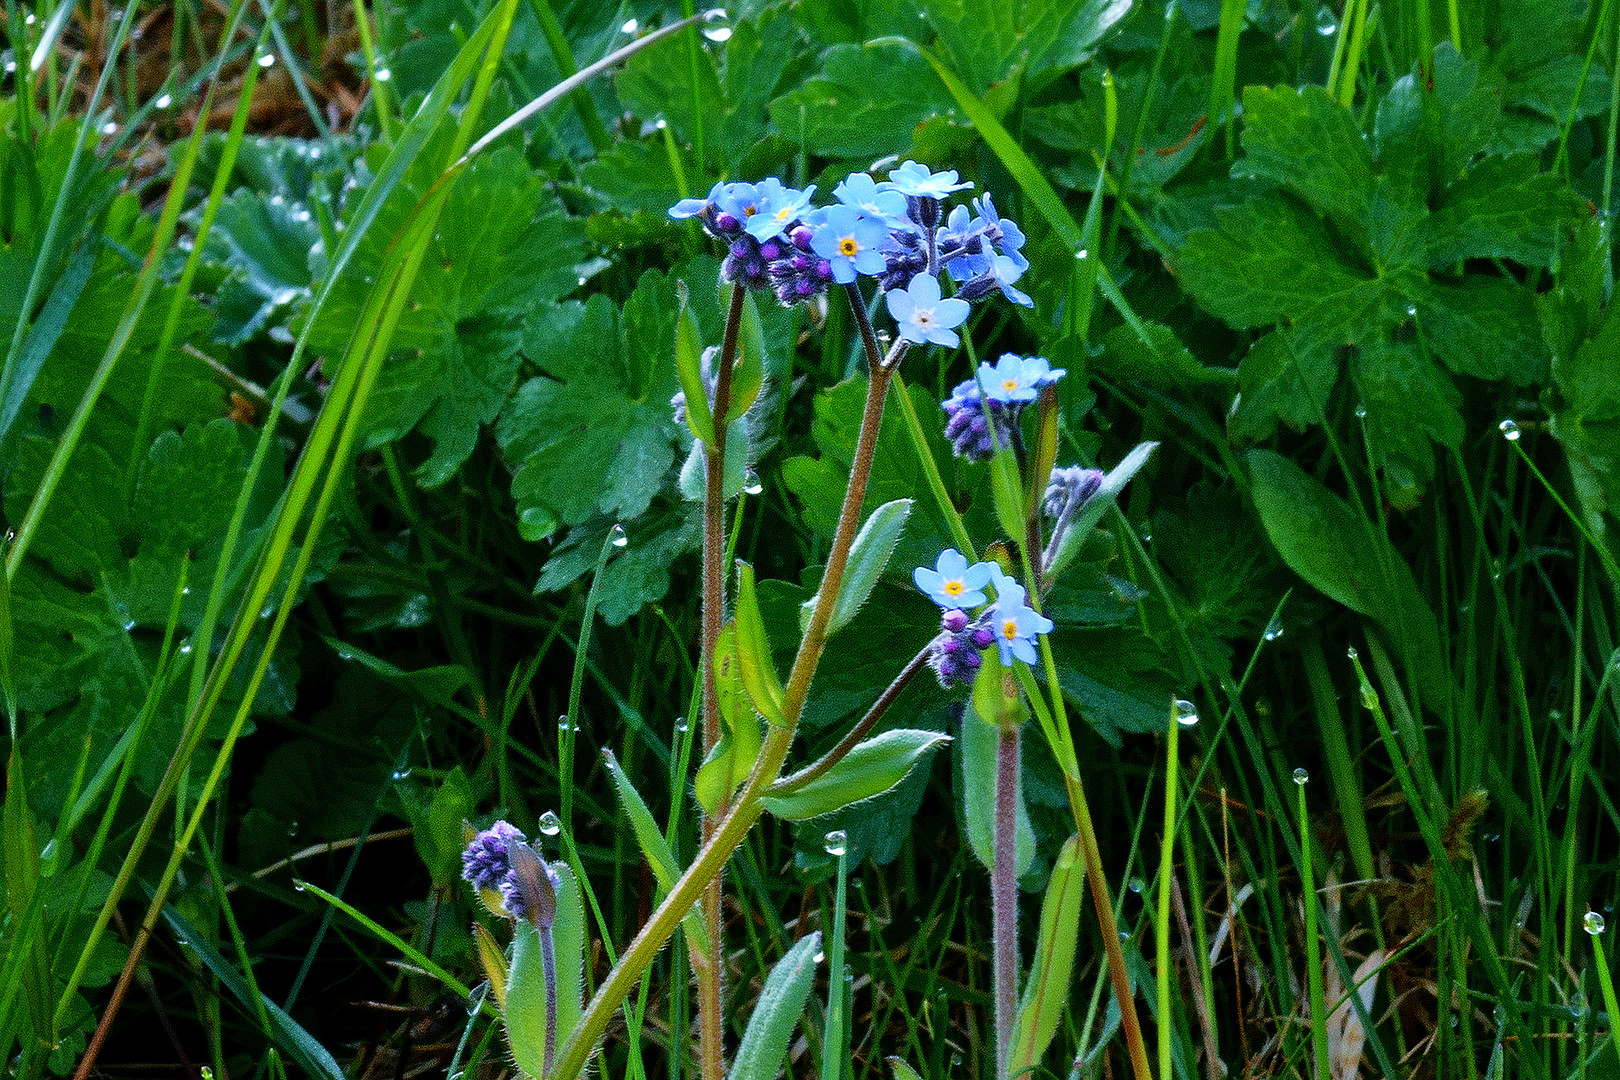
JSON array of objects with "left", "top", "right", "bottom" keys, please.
[
  {"left": 1263, "top": 616, "right": 1283, "bottom": 642},
  {"left": 1174, "top": 699, "right": 1199, "bottom": 727},
  {"left": 1499, "top": 419, "right": 1520, "bottom": 441},
  {"left": 824, "top": 829, "right": 847, "bottom": 856},
  {"left": 621, "top": 17, "right": 638, "bottom": 33},
  {"left": 1586, "top": 911, "right": 1606, "bottom": 935},
  {"left": 154, "top": 93, "right": 172, "bottom": 109},
  {"left": 256, "top": 52, "right": 275, "bottom": 67},
  {"left": 1292, "top": 767, "right": 1309, "bottom": 785},
  {"left": 1346, "top": 646, "right": 1358, "bottom": 660},
  {"left": 373, "top": 67, "right": 391, "bottom": 82},
  {"left": 611, "top": 523, "right": 628, "bottom": 548},
  {"left": 701, "top": 9, "right": 731, "bottom": 40},
  {"left": 743, "top": 470, "right": 763, "bottom": 495},
  {"left": 538, "top": 810, "right": 562, "bottom": 836}
]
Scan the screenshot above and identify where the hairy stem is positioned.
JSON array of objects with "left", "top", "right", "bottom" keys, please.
[
  {"left": 993, "top": 724, "right": 1021, "bottom": 1080},
  {"left": 771, "top": 646, "right": 930, "bottom": 795},
  {"left": 696, "top": 281, "right": 745, "bottom": 1080},
  {"left": 549, "top": 284, "right": 899, "bottom": 1080}
]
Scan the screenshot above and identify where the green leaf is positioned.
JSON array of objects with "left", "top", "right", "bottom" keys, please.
[
  {"left": 1417, "top": 276, "right": 1550, "bottom": 383},
  {"left": 1347, "top": 341, "right": 1464, "bottom": 484},
  {"left": 505, "top": 862, "right": 585, "bottom": 1078},
  {"left": 1373, "top": 45, "right": 1501, "bottom": 192},
  {"left": 1238, "top": 85, "right": 1373, "bottom": 221},
  {"left": 533, "top": 508, "right": 702, "bottom": 626},
  {"left": 1419, "top": 155, "right": 1583, "bottom": 268},
  {"left": 1046, "top": 626, "right": 1179, "bottom": 747},
  {"left": 888, "top": 1060, "right": 927, "bottom": 1080},
  {"left": 1009, "top": 833, "right": 1087, "bottom": 1076},
  {"left": 924, "top": 0, "right": 1131, "bottom": 93},
  {"left": 735, "top": 561, "right": 786, "bottom": 724},
  {"left": 729, "top": 932, "right": 823, "bottom": 1080},
  {"left": 1049, "top": 441, "right": 1157, "bottom": 579},
  {"left": 695, "top": 624, "right": 764, "bottom": 813},
  {"left": 1093, "top": 321, "right": 1235, "bottom": 392},
  {"left": 601, "top": 750, "right": 711, "bottom": 956},
  {"left": 410, "top": 766, "right": 473, "bottom": 887},
  {"left": 801, "top": 499, "right": 913, "bottom": 637},
  {"left": 957, "top": 696, "right": 1033, "bottom": 873},
  {"left": 1548, "top": 301, "right": 1620, "bottom": 538},
  {"left": 200, "top": 188, "right": 321, "bottom": 345},
  {"left": 675, "top": 282, "right": 715, "bottom": 446},
  {"left": 769, "top": 42, "right": 958, "bottom": 158},
  {"left": 763, "top": 729, "right": 950, "bottom": 820},
  {"left": 1247, "top": 449, "right": 1447, "bottom": 705}
]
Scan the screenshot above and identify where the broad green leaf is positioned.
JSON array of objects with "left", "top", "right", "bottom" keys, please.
[
  {"left": 1418, "top": 155, "right": 1583, "bottom": 268},
  {"left": 200, "top": 187, "right": 322, "bottom": 345},
  {"left": 735, "top": 561, "right": 785, "bottom": 724},
  {"left": 1548, "top": 301, "right": 1620, "bottom": 538},
  {"left": 1247, "top": 450, "right": 1447, "bottom": 705},
  {"left": 533, "top": 508, "right": 703, "bottom": 626},
  {"left": 415, "top": 766, "right": 474, "bottom": 887},
  {"left": 1347, "top": 341, "right": 1464, "bottom": 490},
  {"left": 729, "top": 932, "right": 823, "bottom": 1080},
  {"left": 506, "top": 863, "right": 585, "bottom": 1078},
  {"left": 769, "top": 42, "right": 958, "bottom": 158},
  {"left": 800, "top": 499, "right": 913, "bottom": 637},
  {"left": 1009, "top": 834, "right": 1087, "bottom": 1075},
  {"left": 1418, "top": 277, "right": 1550, "bottom": 384},
  {"left": 1373, "top": 46, "right": 1500, "bottom": 191},
  {"left": 1239, "top": 85, "right": 1373, "bottom": 221},
  {"left": 957, "top": 692, "right": 1033, "bottom": 874},
  {"left": 763, "top": 729, "right": 950, "bottom": 820},
  {"left": 675, "top": 282, "right": 715, "bottom": 446},
  {"left": 1093, "top": 321, "right": 1235, "bottom": 392},
  {"left": 602, "top": 749, "right": 711, "bottom": 956},
  {"left": 1046, "top": 626, "right": 1179, "bottom": 747},
  {"left": 925, "top": 0, "right": 1131, "bottom": 94}
]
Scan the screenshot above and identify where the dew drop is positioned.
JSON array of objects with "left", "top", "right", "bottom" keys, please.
[
  {"left": 1499, "top": 418, "right": 1521, "bottom": 441},
  {"left": 179, "top": 639, "right": 193, "bottom": 655},
  {"left": 814, "top": 949, "right": 826, "bottom": 963},
  {"left": 1586, "top": 911, "right": 1606, "bottom": 935},
  {"left": 1263, "top": 616, "right": 1283, "bottom": 642},
  {"left": 1354, "top": 404, "right": 1367, "bottom": 419},
  {"left": 1359, "top": 683, "right": 1378, "bottom": 710},
  {"left": 101, "top": 121, "right": 118, "bottom": 135},
  {"left": 1173, "top": 699, "right": 1199, "bottom": 727},
  {"left": 538, "top": 810, "right": 563, "bottom": 837},
  {"left": 391, "top": 767, "right": 411, "bottom": 781},
  {"left": 25, "top": 11, "right": 36, "bottom": 22},
  {"left": 675, "top": 717, "right": 690, "bottom": 734},
  {"left": 621, "top": 17, "right": 639, "bottom": 33},
  {"left": 1346, "top": 646, "right": 1358, "bottom": 661},
  {"left": 701, "top": 8, "right": 731, "bottom": 40},
  {"left": 1128, "top": 876, "right": 1145, "bottom": 894},
  {"left": 611, "top": 523, "right": 628, "bottom": 548},
  {"left": 256, "top": 52, "right": 276, "bottom": 67},
  {"left": 154, "top": 93, "right": 173, "bottom": 109},
  {"left": 743, "top": 469, "right": 763, "bottom": 495},
  {"left": 467, "top": 980, "right": 490, "bottom": 1013},
  {"left": 1292, "top": 767, "right": 1309, "bottom": 785},
  {"left": 4, "top": 61, "right": 14, "bottom": 74},
  {"left": 294, "top": 880, "right": 307, "bottom": 892},
  {"left": 824, "top": 829, "right": 847, "bottom": 856},
  {"left": 373, "top": 67, "right": 392, "bottom": 82},
  {"left": 288, "top": 820, "right": 300, "bottom": 836},
  {"left": 1315, "top": 5, "right": 1337, "bottom": 33},
  {"left": 181, "top": 586, "right": 191, "bottom": 595},
  {"left": 1075, "top": 247, "right": 1089, "bottom": 260},
  {"left": 123, "top": 619, "right": 137, "bottom": 632}
]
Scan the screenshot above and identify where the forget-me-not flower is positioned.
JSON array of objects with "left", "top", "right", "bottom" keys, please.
[
  {"left": 981, "top": 354, "right": 1065, "bottom": 403},
  {"left": 833, "top": 172, "right": 913, "bottom": 229},
  {"left": 914, "top": 548, "right": 994, "bottom": 608},
  {"left": 987, "top": 571, "right": 1053, "bottom": 666},
  {"left": 887, "top": 273, "right": 970, "bottom": 347},
  {"left": 811, "top": 204, "right": 889, "bottom": 284},
  {"left": 744, "top": 179, "right": 816, "bottom": 241},
  {"left": 882, "top": 160, "right": 974, "bottom": 199}
]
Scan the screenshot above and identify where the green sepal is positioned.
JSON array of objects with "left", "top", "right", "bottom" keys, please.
[
  {"left": 471, "top": 922, "right": 508, "bottom": 1010},
  {"left": 1008, "top": 834, "right": 1088, "bottom": 1075},
  {"left": 694, "top": 623, "right": 763, "bottom": 813},
  {"left": 762, "top": 729, "right": 950, "bottom": 820},
  {"left": 734, "top": 561, "right": 785, "bottom": 724},
  {"left": 675, "top": 280, "right": 716, "bottom": 446},
  {"left": 799, "top": 499, "right": 913, "bottom": 636},
  {"left": 728, "top": 932, "right": 823, "bottom": 1080},
  {"left": 602, "top": 750, "right": 711, "bottom": 956},
  {"left": 504, "top": 863, "right": 585, "bottom": 1078}
]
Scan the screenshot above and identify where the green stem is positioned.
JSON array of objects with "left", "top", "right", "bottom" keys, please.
[
  {"left": 1297, "top": 774, "right": 1331, "bottom": 1080},
  {"left": 1157, "top": 700, "right": 1181, "bottom": 1080}
]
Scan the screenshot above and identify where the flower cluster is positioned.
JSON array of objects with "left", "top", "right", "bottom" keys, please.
[
  {"left": 913, "top": 549, "right": 1054, "bottom": 688},
  {"left": 669, "top": 161, "right": 1031, "bottom": 342},
  {"left": 461, "top": 820, "right": 559, "bottom": 922},
  {"left": 941, "top": 354, "right": 1066, "bottom": 461}
]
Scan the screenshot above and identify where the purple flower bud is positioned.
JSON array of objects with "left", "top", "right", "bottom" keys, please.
[
  {"left": 791, "top": 225, "right": 814, "bottom": 251},
  {"left": 760, "top": 239, "right": 783, "bottom": 261},
  {"left": 730, "top": 239, "right": 753, "bottom": 259},
  {"left": 962, "top": 649, "right": 982, "bottom": 669},
  {"left": 1044, "top": 466, "right": 1106, "bottom": 518},
  {"left": 942, "top": 608, "right": 970, "bottom": 633},
  {"left": 942, "top": 637, "right": 961, "bottom": 654},
  {"left": 461, "top": 821, "right": 525, "bottom": 893},
  {"left": 972, "top": 627, "right": 996, "bottom": 650},
  {"left": 815, "top": 259, "right": 834, "bottom": 281},
  {"left": 715, "top": 212, "right": 740, "bottom": 233},
  {"left": 791, "top": 254, "right": 813, "bottom": 272}
]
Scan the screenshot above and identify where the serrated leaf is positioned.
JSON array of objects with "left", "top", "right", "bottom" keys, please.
[
  {"left": 1094, "top": 321, "right": 1235, "bottom": 392},
  {"left": 1046, "top": 626, "right": 1179, "bottom": 748},
  {"left": 1548, "top": 301, "right": 1620, "bottom": 536},
  {"left": 729, "top": 932, "right": 823, "bottom": 1080},
  {"left": 769, "top": 42, "right": 958, "bottom": 158},
  {"left": 1239, "top": 85, "right": 1373, "bottom": 221},
  {"left": 1419, "top": 155, "right": 1583, "bottom": 268},
  {"left": 533, "top": 508, "right": 703, "bottom": 626},
  {"left": 1418, "top": 277, "right": 1550, "bottom": 383},
  {"left": 1247, "top": 449, "right": 1447, "bottom": 704},
  {"left": 925, "top": 0, "right": 1130, "bottom": 93},
  {"left": 800, "top": 499, "right": 913, "bottom": 637},
  {"left": 1009, "top": 834, "right": 1087, "bottom": 1075},
  {"left": 763, "top": 729, "right": 950, "bottom": 820},
  {"left": 1347, "top": 341, "right": 1463, "bottom": 482}
]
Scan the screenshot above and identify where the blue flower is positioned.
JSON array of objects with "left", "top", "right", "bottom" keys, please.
[
  {"left": 461, "top": 820, "right": 525, "bottom": 892},
  {"left": 833, "top": 172, "right": 913, "bottom": 229},
  {"left": 886, "top": 273, "right": 970, "bottom": 347},
  {"left": 987, "top": 572, "right": 1053, "bottom": 666},
  {"left": 973, "top": 193, "right": 1028, "bottom": 272},
  {"left": 914, "top": 548, "right": 994, "bottom": 608},
  {"left": 810, "top": 204, "right": 889, "bottom": 284},
  {"left": 745, "top": 179, "right": 817, "bottom": 241},
  {"left": 669, "top": 181, "right": 726, "bottom": 220},
  {"left": 983, "top": 254, "right": 1033, "bottom": 307},
  {"left": 980, "top": 354, "right": 1064, "bottom": 403},
  {"left": 881, "top": 160, "right": 974, "bottom": 198}
]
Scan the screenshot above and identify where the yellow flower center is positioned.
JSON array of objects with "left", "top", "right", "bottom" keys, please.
[
  {"left": 743, "top": 204, "right": 758, "bottom": 216},
  {"left": 1002, "top": 619, "right": 1019, "bottom": 640},
  {"left": 838, "top": 236, "right": 859, "bottom": 257},
  {"left": 944, "top": 580, "right": 964, "bottom": 596},
  {"left": 776, "top": 206, "right": 795, "bottom": 221},
  {"left": 1003, "top": 379, "right": 1020, "bottom": 393}
]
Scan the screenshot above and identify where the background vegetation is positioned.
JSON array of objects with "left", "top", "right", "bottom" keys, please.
[{"left": 0, "top": 0, "right": 1618, "bottom": 1077}]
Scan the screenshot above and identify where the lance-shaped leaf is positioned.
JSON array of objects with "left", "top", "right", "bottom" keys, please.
[
  {"left": 1025, "top": 388, "right": 1061, "bottom": 534},
  {"left": 728, "top": 932, "right": 823, "bottom": 1080},
  {"left": 887, "top": 1060, "right": 927, "bottom": 1080},
  {"left": 727, "top": 288, "right": 767, "bottom": 423},
  {"left": 799, "top": 499, "right": 913, "bottom": 636},
  {"left": 762, "top": 729, "right": 950, "bottom": 820},
  {"left": 602, "top": 749, "right": 711, "bottom": 956},
  {"left": 471, "top": 923, "right": 509, "bottom": 1009},
  {"left": 504, "top": 860, "right": 584, "bottom": 1078},
  {"left": 1008, "top": 834, "right": 1088, "bottom": 1074},
  {"left": 695, "top": 624, "right": 763, "bottom": 812},
  {"left": 960, "top": 660, "right": 1034, "bottom": 875},
  {"left": 1048, "top": 442, "right": 1157, "bottom": 579},
  {"left": 734, "top": 561, "right": 785, "bottom": 724},
  {"left": 675, "top": 280, "right": 715, "bottom": 446}
]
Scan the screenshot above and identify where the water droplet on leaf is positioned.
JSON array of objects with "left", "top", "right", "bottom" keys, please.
[
  {"left": 538, "top": 810, "right": 562, "bottom": 837},
  {"left": 743, "top": 469, "right": 763, "bottom": 495},
  {"left": 611, "top": 524, "right": 628, "bottom": 548},
  {"left": 1499, "top": 419, "right": 1520, "bottom": 441},
  {"left": 824, "top": 829, "right": 847, "bottom": 856},
  {"left": 1292, "top": 767, "right": 1309, "bottom": 785},
  {"left": 620, "top": 17, "right": 638, "bottom": 33},
  {"left": 1586, "top": 911, "right": 1606, "bottom": 935},
  {"left": 1173, "top": 699, "right": 1199, "bottom": 727}
]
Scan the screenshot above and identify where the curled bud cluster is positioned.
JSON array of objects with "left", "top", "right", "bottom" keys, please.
[
  {"left": 669, "top": 161, "right": 1032, "bottom": 345},
  {"left": 941, "top": 354, "right": 1067, "bottom": 462},
  {"left": 1044, "top": 466, "right": 1104, "bottom": 519},
  {"left": 461, "top": 820, "right": 560, "bottom": 923}
]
